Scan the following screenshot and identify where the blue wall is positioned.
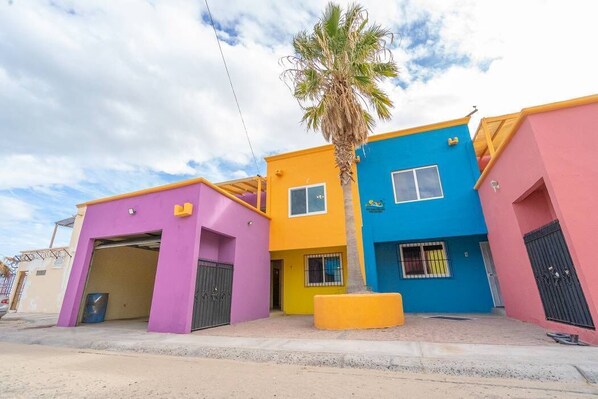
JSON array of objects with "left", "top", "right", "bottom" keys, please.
[
  {"left": 356, "top": 123, "right": 492, "bottom": 309},
  {"left": 356, "top": 124, "right": 486, "bottom": 242},
  {"left": 375, "top": 235, "right": 493, "bottom": 313}
]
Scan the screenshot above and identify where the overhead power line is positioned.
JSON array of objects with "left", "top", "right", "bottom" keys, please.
[{"left": 203, "top": 0, "right": 261, "bottom": 176}]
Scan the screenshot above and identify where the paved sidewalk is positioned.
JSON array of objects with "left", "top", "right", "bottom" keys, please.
[{"left": 1, "top": 313, "right": 597, "bottom": 383}]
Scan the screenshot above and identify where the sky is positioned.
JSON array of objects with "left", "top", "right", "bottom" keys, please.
[{"left": 1, "top": 0, "right": 597, "bottom": 256}]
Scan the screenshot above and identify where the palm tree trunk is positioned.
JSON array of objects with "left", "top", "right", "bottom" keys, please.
[{"left": 341, "top": 180, "right": 366, "bottom": 293}]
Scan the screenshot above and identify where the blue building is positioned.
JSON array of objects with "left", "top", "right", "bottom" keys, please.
[{"left": 356, "top": 117, "right": 495, "bottom": 313}]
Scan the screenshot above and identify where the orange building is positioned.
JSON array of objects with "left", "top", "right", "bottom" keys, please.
[{"left": 265, "top": 145, "right": 364, "bottom": 314}]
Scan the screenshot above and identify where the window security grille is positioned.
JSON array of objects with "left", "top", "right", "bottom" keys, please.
[
  {"left": 305, "top": 253, "right": 343, "bottom": 287},
  {"left": 398, "top": 241, "right": 451, "bottom": 278}
]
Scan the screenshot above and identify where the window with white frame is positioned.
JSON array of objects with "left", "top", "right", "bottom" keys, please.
[
  {"left": 305, "top": 253, "right": 343, "bottom": 286},
  {"left": 391, "top": 165, "right": 443, "bottom": 203},
  {"left": 399, "top": 242, "right": 450, "bottom": 278},
  {"left": 289, "top": 183, "right": 327, "bottom": 217}
]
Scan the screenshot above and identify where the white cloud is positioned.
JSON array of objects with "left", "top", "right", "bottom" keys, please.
[
  {"left": 0, "top": 155, "right": 84, "bottom": 190},
  {"left": 0, "top": 195, "right": 35, "bottom": 222},
  {"left": 1, "top": 0, "right": 597, "bottom": 255}
]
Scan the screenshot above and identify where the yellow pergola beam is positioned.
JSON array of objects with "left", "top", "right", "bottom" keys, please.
[
  {"left": 481, "top": 118, "right": 496, "bottom": 157},
  {"left": 221, "top": 185, "right": 245, "bottom": 195},
  {"left": 256, "top": 177, "right": 262, "bottom": 212}
]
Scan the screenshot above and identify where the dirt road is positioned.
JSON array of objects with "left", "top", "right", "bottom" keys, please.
[{"left": 0, "top": 343, "right": 595, "bottom": 398}]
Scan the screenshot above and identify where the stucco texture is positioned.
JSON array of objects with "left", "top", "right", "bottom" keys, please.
[
  {"left": 11, "top": 256, "right": 69, "bottom": 313},
  {"left": 355, "top": 122, "right": 493, "bottom": 313},
  {"left": 58, "top": 181, "right": 270, "bottom": 334},
  {"left": 10, "top": 208, "right": 86, "bottom": 314},
  {"left": 477, "top": 102, "right": 598, "bottom": 343},
  {"left": 271, "top": 246, "right": 347, "bottom": 315},
  {"left": 265, "top": 146, "right": 365, "bottom": 313},
  {"left": 375, "top": 235, "right": 493, "bottom": 313}
]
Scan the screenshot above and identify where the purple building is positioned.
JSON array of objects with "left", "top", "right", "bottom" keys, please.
[{"left": 57, "top": 177, "right": 270, "bottom": 334}]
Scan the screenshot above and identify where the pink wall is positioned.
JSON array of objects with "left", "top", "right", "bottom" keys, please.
[
  {"left": 512, "top": 182, "right": 556, "bottom": 234},
  {"left": 478, "top": 102, "right": 598, "bottom": 343},
  {"left": 57, "top": 182, "right": 270, "bottom": 334}
]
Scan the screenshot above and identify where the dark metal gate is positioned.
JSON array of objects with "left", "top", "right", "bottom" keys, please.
[
  {"left": 524, "top": 220, "right": 594, "bottom": 329},
  {"left": 191, "top": 259, "right": 233, "bottom": 330}
]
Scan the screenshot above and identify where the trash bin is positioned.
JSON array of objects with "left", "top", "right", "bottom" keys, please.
[{"left": 82, "top": 293, "right": 109, "bottom": 323}]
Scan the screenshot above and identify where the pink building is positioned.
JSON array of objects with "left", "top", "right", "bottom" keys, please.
[
  {"left": 474, "top": 95, "right": 598, "bottom": 344},
  {"left": 57, "top": 177, "right": 270, "bottom": 334}
]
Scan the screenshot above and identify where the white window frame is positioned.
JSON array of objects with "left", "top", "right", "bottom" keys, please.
[
  {"left": 391, "top": 165, "right": 444, "bottom": 204},
  {"left": 399, "top": 241, "right": 451, "bottom": 279},
  {"left": 288, "top": 183, "right": 327, "bottom": 218},
  {"left": 304, "top": 252, "right": 344, "bottom": 287}
]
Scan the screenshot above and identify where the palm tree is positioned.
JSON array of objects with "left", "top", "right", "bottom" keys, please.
[{"left": 283, "top": 3, "right": 398, "bottom": 293}]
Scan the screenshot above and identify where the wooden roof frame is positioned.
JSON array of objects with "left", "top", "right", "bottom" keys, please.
[{"left": 215, "top": 176, "right": 266, "bottom": 196}]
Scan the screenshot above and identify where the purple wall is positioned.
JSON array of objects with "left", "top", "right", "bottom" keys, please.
[
  {"left": 236, "top": 192, "right": 266, "bottom": 211},
  {"left": 57, "top": 182, "right": 270, "bottom": 333},
  {"left": 198, "top": 185, "right": 270, "bottom": 324}
]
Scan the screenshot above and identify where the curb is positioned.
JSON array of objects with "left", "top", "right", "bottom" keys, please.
[{"left": 0, "top": 327, "right": 596, "bottom": 383}]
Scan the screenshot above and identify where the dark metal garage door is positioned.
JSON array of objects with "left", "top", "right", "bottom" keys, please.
[
  {"left": 191, "top": 259, "right": 233, "bottom": 330},
  {"left": 524, "top": 220, "right": 594, "bottom": 329}
]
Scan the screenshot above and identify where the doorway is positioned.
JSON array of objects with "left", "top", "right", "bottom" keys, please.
[
  {"left": 191, "top": 228, "right": 236, "bottom": 330},
  {"left": 270, "top": 260, "right": 283, "bottom": 311},
  {"left": 191, "top": 259, "right": 234, "bottom": 330},
  {"left": 10, "top": 271, "right": 27, "bottom": 311},
  {"left": 480, "top": 242, "right": 504, "bottom": 307}
]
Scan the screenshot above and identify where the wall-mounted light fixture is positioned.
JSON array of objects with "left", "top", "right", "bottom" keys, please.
[
  {"left": 247, "top": 220, "right": 253, "bottom": 226},
  {"left": 128, "top": 208, "right": 136, "bottom": 215},
  {"left": 490, "top": 180, "right": 500, "bottom": 192},
  {"left": 174, "top": 202, "right": 193, "bottom": 217},
  {"left": 448, "top": 137, "right": 459, "bottom": 146},
  {"left": 275, "top": 169, "right": 283, "bottom": 176}
]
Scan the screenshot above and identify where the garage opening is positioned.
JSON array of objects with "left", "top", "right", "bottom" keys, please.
[{"left": 77, "top": 232, "right": 161, "bottom": 327}]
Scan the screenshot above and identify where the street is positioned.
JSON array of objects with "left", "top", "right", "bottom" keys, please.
[{"left": 0, "top": 343, "right": 596, "bottom": 398}]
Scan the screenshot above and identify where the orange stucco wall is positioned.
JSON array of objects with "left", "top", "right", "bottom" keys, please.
[
  {"left": 266, "top": 145, "right": 363, "bottom": 260},
  {"left": 265, "top": 145, "right": 365, "bottom": 314}
]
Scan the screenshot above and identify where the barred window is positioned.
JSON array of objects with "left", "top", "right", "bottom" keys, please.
[
  {"left": 305, "top": 253, "right": 343, "bottom": 286},
  {"left": 399, "top": 242, "right": 450, "bottom": 278}
]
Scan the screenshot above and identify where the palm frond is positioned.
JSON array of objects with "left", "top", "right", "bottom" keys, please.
[
  {"left": 323, "top": 3, "right": 341, "bottom": 40},
  {"left": 371, "top": 61, "right": 398, "bottom": 78},
  {"left": 301, "top": 101, "right": 326, "bottom": 131},
  {"left": 282, "top": 1, "right": 398, "bottom": 160},
  {"left": 368, "top": 87, "right": 394, "bottom": 119}
]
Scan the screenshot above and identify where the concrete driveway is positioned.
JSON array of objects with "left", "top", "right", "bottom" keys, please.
[
  {"left": 192, "top": 312, "right": 556, "bottom": 346},
  {"left": 1, "top": 311, "right": 557, "bottom": 346}
]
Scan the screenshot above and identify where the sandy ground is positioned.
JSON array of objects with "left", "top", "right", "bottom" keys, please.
[
  {"left": 0, "top": 342, "right": 596, "bottom": 398},
  {"left": 192, "top": 313, "right": 555, "bottom": 346}
]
